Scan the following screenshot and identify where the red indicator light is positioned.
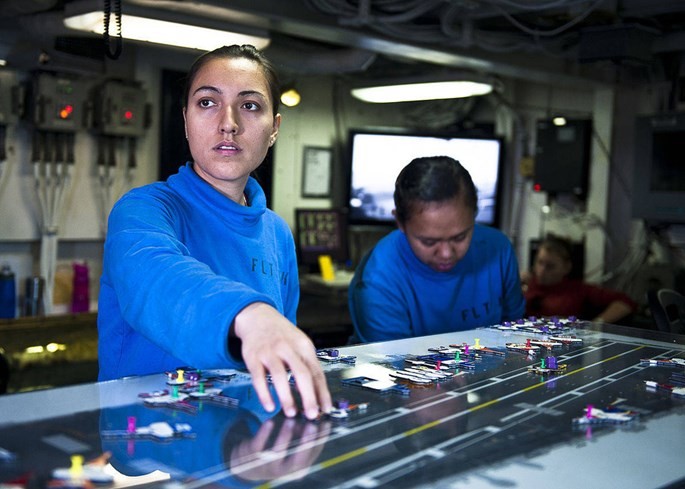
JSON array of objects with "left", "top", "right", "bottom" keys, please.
[
  {"left": 59, "top": 104, "right": 74, "bottom": 120},
  {"left": 124, "top": 110, "right": 134, "bottom": 120},
  {"left": 533, "top": 183, "right": 542, "bottom": 192}
]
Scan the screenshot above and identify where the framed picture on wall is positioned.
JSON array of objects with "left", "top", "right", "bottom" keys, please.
[{"left": 301, "top": 146, "right": 332, "bottom": 197}]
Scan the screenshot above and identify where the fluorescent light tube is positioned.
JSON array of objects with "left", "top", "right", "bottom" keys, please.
[
  {"left": 64, "top": 11, "right": 270, "bottom": 51},
  {"left": 351, "top": 80, "right": 493, "bottom": 103}
]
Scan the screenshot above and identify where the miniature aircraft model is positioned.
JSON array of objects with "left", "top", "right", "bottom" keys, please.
[
  {"left": 572, "top": 403, "right": 639, "bottom": 425},
  {"left": 640, "top": 357, "right": 685, "bottom": 368},
  {"left": 506, "top": 339, "right": 541, "bottom": 356},
  {"left": 528, "top": 356, "right": 567, "bottom": 375},
  {"left": 101, "top": 419, "right": 195, "bottom": 442},
  {"left": 644, "top": 380, "right": 685, "bottom": 398}
]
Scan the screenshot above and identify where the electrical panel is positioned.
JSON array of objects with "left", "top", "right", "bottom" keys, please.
[
  {"left": 29, "top": 72, "right": 87, "bottom": 132},
  {"left": 91, "top": 80, "right": 148, "bottom": 137},
  {"left": 534, "top": 119, "right": 592, "bottom": 197}
]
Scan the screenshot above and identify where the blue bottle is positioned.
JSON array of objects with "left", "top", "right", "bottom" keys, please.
[{"left": 0, "top": 264, "right": 16, "bottom": 319}]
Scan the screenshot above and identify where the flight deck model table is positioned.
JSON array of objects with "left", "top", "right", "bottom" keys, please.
[{"left": 0, "top": 319, "right": 684, "bottom": 488}]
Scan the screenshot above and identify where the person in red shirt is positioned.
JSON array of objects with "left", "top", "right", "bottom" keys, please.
[{"left": 522, "top": 235, "right": 636, "bottom": 324}]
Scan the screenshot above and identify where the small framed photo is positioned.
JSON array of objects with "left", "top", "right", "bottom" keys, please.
[{"left": 301, "top": 146, "right": 332, "bottom": 197}]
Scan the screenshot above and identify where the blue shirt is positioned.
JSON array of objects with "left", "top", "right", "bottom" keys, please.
[
  {"left": 349, "top": 225, "right": 525, "bottom": 342},
  {"left": 98, "top": 163, "right": 299, "bottom": 380}
]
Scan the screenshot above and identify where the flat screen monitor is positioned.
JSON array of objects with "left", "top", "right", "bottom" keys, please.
[
  {"left": 346, "top": 129, "right": 504, "bottom": 227},
  {"left": 632, "top": 112, "right": 685, "bottom": 223}
]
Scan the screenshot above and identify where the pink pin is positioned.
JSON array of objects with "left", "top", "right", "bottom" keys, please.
[{"left": 127, "top": 416, "right": 137, "bottom": 433}]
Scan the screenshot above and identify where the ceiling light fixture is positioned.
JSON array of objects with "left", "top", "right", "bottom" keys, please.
[
  {"left": 63, "top": 0, "right": 270, "bottom": 52},
  {"left": 350, "top": 75, "right": 494, "bottom": 104},
  {"left": 280, "top": 88, "right": 301, "bottom": 107}
]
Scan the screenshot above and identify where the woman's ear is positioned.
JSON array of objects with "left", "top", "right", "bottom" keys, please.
[{"left": 392, "top": 209, "right": 405, "bottom": 233}]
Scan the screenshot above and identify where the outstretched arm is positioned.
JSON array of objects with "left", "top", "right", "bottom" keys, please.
[{"left": 593, "top": 300, "right": 634, "bottom": 324}]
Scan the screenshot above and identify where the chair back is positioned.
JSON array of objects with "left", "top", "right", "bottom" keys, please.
[{"left": 649, "top": 288, "right": 685, "bottom": 334}]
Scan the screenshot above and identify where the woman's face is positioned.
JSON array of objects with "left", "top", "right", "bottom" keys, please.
[
  {"left": 397, "top": 197, "right": 475, "bottom": 273},
  {"left": 183, "top": 56, "right": 280, "bottom": 196},
  {"left": 533, "top": 247, "right": 571, "bottom": 285}
]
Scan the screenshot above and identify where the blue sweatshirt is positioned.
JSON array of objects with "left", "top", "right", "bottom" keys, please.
[
  {"left": 98, "top": 163, "right": 299, "bottom": 380},
  {"left": 349, "top": 225, "right": 525, "bottom": 342}
]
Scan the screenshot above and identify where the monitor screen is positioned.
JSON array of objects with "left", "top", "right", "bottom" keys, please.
[
  {"left": 632, "top": 112, "right": 685, "bottom": 222},
  {"left": 346, "top": 129, "right": 504, "bottom": 226}
]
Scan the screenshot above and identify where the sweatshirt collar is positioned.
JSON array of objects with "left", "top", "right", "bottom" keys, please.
[{"left": 173, "top": 162, "right": 267, "bottom": 226}]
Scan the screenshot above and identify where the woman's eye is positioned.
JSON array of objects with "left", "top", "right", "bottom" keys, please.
[
  {"left": 243, "top": 101, "right": 260, "bottom": 111},
  {"left": 199, "top": 99, "right": 215, "bottom": 108}
]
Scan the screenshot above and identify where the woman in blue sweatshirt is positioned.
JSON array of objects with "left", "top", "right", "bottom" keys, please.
[
  {"left": 98, "top": 45, "right": 331, "bottom": 420},
  {"left": 349, "top": 156, "right": 525, "bottom": 343}
]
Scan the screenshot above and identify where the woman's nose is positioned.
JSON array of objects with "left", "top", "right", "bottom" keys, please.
[
  {"left": 437, "top": 242, "right": 455, "bottom": 259},
  {"left": 220, "top": 107, "right": 239, "bottom": 134}
]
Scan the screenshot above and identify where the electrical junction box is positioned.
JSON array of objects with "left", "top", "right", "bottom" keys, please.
[
  {"left": 534, "top": 119, "right": 592, "bottom": 198},
  {"left": 91, "top": 80, "right": 148, "bottom": 137},
  {"left": 29, "top": 72, "right": 87, "bottom": 132}
]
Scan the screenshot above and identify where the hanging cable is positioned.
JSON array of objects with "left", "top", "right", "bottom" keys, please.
[
  {"left": 126, "top": 137, "right": 136, "bottom": 186},
  {"left": 491, "top": 0, "right": 606, "bottom": 37},
  {"left": 103, "top": 0, "right": 122, "bottom": 60},
  {"left": 33, "top": 131, "right": 74, "bottom": 315},
  {"left": 0, "top": 125, "right": 6, "bottom": 183}
]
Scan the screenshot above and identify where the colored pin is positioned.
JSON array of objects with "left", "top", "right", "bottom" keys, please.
[{"left": 69, "top": 454, "right": 84, "bottom": 478}]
